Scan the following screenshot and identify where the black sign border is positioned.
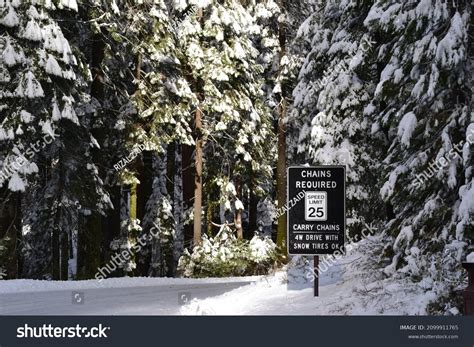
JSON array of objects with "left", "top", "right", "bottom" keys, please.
[{"left": 286, "top": 165, "right": 346, "bottom": 256}]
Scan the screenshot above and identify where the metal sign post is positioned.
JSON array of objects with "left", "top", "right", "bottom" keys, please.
[
  {"left": 287, "top": 166, "right": 346, "bottom": 297},
  {"left": 314, "top": 256, "right": 319, "bottom": 297}
]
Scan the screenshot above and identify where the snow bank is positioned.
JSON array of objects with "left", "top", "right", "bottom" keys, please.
[
  {"left": 467, "top": 252, "right": 474, "bottom": 263},
  {"left": 181, "top": 239, "right": 437, "bottom": 315}
]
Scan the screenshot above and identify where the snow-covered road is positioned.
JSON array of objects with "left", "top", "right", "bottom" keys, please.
[{"left": 0, "top": 280, "right": 255, "bottom": 315}]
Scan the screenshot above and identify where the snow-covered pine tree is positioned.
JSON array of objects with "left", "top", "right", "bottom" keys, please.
[
  {"left": 176, "top": 0, "right": 276, "bottom": 240},
  {"left": 141, "top": 150, "right": 174, "bottom": 276},
  {"left": 72, "top": 0, "right": 144, "bottom": 279},
  {"left": 289, "top": 0, "right": 382, "bottom": 240},
  {"left": 0, "top": 0, "right": 109, "bottom": 279},
  {"left": 116, "top": 0, "right": 183, "bottom": 275},
  {"left": 266, "top": 0, "right": 314, "bottom": 249},
  {"left": 363, "top": 0, "right": 472, "bottom": 309},
  {"left": 128, "top": 0, "right": 278, "bottom": 267},
  {"left": 292, "top": 0, "right": 472, "bottom": 311},
  {"left": 81, "top": 0, "right": 189, "bottom": 277},
  {"left": 0, "top": 0, "right": 81, "bottom": 191}
]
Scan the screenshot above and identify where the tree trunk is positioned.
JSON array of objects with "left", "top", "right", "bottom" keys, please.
[
  {"left": 276, "top": 103, "right": 287, "bottom": 248},
  {"left": 136, "top": 151, "right": 152, "bottom": 276},
  {"left": 206, "top": 198, "right": 216, "bottom": 236},
  {"left": 235, "top": 176, "right": 243, "bottom": 239},
  {"left": 166, "top": 143, "right": 176, "bottom": 275},
  {"left": 90, "top": 32, "right": 106, "bottom": 100},
  {"left": 192, "top": 8, "right": 205, "bottom": 247},
  {"left": 77, "top": 31, "right": 106, "bottom": 279},
  {"left": 103, "top": 184, "right": 121, "bottom": 268},
  {"left": 136, "top": 155, "right": 151, "bottom": 224},
  {"left": 130, "top": 183, "right": 137, "bottom": 221},
  {"left": 249, "top": 180, "right": 258, "bottom": 235},
  {"left": 193, "top": 107, "right": 203, "bottom": 246},
  {"left": 130, "top": 52, "right": 141, "bottom": 227},
  {"left": 52, "top": 220, "right": 60, "bottom": 280},
  {"left": 173, "top": 144, "right": 184, "bottom": 274},
  {"left": 182, "top": 144, "right": 194, "bottom": 245},
  {"left": 276, "top": 0, "right": 287, "bottom": 250},
  {"left": 60, "top": 231, "right": 69, "bottom": 280},
  {"left": 0, "top": 191, "right": 21, "bottom": 279},
  {"left": 14, "top": 193, "right": 22, "bottom": 278},
  {"left": 77, "top": 213, "right": 103, "bottom": 280},
  {"left": 148, "top": 151, "right": 168, "bottom": 277},
  {"left": 167, "top": 143, "right": 175, "bottom": 202},
  {"left": 119, "top": 184, "right": 136, "bottom": 277},
  {"left": 52, "top": 160, "right": 65, "bottom": 280}
]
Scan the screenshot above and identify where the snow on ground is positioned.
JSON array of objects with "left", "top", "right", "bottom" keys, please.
[
  {"left": 0, "top": 276, "right": 261, "bottom": 294},
  {"left": 181, "top": 239, "right": 438, "bottom": 315},
  {"left": 0, "top": 238, "right": 443, "bottom": 315},
  {"left": 467, "top": 252, "right": 474, "bottom": 263}
]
